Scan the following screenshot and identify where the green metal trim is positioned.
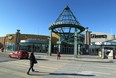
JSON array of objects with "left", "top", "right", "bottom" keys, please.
[{"left": 49, "top": 24, "right": 85, "bottom": 32}]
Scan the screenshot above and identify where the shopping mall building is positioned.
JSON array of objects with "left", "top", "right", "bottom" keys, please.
[
  {"left": 0, "top": 30, "right": 58, "bottom": 53},
  {"left": 0, "top": 6, "right": 116, "bottom": 56},
  {"left": 90, "top": 31, "right": 116, "bottom": 55},
  {"left": 0, "top": 30, "right": 62, "bottom": 53},
  {"left": 0, "top": 29, "right": 116, "bottom": 56}
]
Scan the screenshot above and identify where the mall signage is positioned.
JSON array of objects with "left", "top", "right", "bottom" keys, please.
[{"left": 91, "top": 34, "right": 107, "bottom": 38}]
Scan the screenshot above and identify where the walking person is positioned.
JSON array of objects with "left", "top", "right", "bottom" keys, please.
[
  {"left": 57, "top": 51, "right": 61, "bottom": 60},
  {"left": 27, "top": 52, "right": 37, "bottom": 75},
  {"left": 1, "top": 47, "right": 4, "bottom": 52}
]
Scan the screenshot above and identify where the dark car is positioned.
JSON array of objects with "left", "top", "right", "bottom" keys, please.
[{"left": 8, "top": 50, "right": 29, "bottom": 59}]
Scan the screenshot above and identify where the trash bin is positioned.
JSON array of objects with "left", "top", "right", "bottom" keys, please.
[
  {"left": 98, "top": 51, "right": 102, "bottom": 57},
  {"left": 108, "top": 50, "right": 113, "bottom": 59}
]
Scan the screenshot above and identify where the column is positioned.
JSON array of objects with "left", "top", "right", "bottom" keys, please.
[
  {"left": 101, "top": 46, "right": 105, "bottom": 59},
  {"left": 48, "top": 30, "right": 52, "bottom": 56},
  {"left": 74, "top": 29, "right": 78, "bottom": 58},
  {"left": 15, "top": 29, "right": 20, "bottom": 51},
  {"left": 84, "top": 27, "right": 90, "bottom": 54},
  {"left": 78, "top": 44, "right": 80, "bottom": 56},
  {"left": 58, "top": 36, "right": 61, "bottom": 52}
]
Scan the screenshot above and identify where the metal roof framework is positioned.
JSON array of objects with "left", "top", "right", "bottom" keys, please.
[{"left": 49, "top": 6, "right": 85, "bottom": 45}]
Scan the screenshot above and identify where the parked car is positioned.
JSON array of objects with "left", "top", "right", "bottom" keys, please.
[{"left": 8, "top": 50, "right": 29, "bottom": 59}]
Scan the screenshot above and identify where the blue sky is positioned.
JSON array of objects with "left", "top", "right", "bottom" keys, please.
[{"left": 0, "top": 0, "right": 116, "bottom": 36}]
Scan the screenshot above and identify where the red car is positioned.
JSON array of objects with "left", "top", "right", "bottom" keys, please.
[{"left": 8, "top": 50, "right": 29, "bottom": 59}]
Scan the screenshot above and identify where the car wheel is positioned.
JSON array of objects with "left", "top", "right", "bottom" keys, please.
[{"left": 9, "top": 55, "right": 11, "bottom": 58}]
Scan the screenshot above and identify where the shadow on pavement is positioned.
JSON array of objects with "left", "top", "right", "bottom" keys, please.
[
  {"left": 27, "top": 72, "right": 95, "bottom": 77},
  {"left": 49, "top": 72, "right": 95, "bottom": 77},
  {"left": 27, "top": 71, "right": 49, "bottom": 76}
]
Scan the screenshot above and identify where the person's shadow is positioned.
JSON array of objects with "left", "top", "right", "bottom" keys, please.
[
  {"left": 27, "top": 71, "right": 49, "bottom": 76},
  {"left": 49, "top": 72, "right": 95, "bottom": 76},
  {"left": 28, "top": 72, "right": 95, "bottom": 77}
]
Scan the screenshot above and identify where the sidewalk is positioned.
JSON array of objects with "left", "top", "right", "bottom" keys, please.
[
  {"left": 1, "top": 51, "right": 116, "bottom": 63},
  {"left": 34, "top": 53, "right": 115, "bottom": 63}
]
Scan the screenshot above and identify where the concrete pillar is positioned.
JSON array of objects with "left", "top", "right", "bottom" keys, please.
[
  {"left": 48, "top": 30, "right": 52, "bottom": 56},
  {"left": 84, "top": 27, "right": 91, "bottom": 54},
  {"left": 15, "top": 29, "right": 20, "bottom": 51},
  {"left": 101, "top": 46, "right": 105, "bottom": 59},
  {"left": 58, "top": 36, "right": 61, "bottom": 52},
  {"left": 74, "top": 29, "right": 78, "bottom": 58},
  {"left": 78, "top": 44, "right": 80, "bottom": 56}
]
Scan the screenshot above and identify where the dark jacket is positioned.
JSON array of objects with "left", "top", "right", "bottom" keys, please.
[{"left": 29, "top": 52, "right": 37, "bottom": 64}]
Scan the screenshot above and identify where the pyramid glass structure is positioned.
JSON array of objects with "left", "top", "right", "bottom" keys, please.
[
  {"left": 49, "top": 6, "right": 85, "bottom": 44},
  {"left": 55, "top": 6, "right": 80, "bottom": 25}
]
